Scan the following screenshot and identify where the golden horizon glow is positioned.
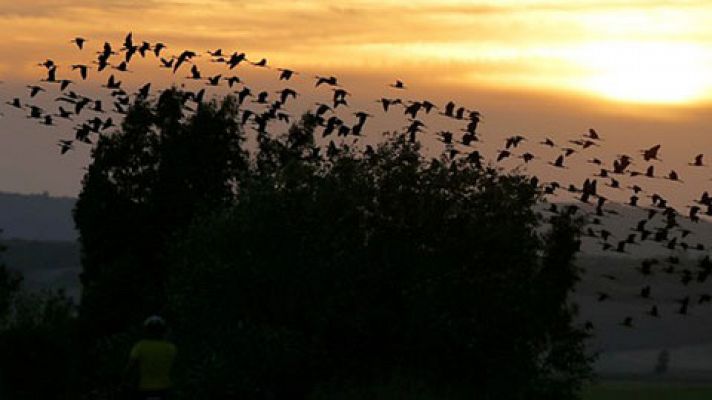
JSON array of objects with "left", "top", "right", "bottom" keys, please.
[{"left": 1, "top": 0, "right": 712, "bottom": 107}]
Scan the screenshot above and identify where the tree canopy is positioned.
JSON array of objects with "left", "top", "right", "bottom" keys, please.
[
  {"left": 73, "top": 90, "right": 593, "bottom": 399},
  {"left": 74, "top": 89, "right": 247, "bottom": 342},
  {"left": 0, "top": 234, "right": 77, "bottom": 399}
]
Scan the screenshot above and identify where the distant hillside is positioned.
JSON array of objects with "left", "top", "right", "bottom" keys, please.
[
  {"left": 0, "top": 191, "right": 77, "bottom": 241},
  {"left": 0, "top": 239, "right": 81, "bottom": 299}
]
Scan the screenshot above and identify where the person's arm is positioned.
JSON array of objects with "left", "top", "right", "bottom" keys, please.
[{"left": 123, "top": 343, "right": 140, "bottom": 387}]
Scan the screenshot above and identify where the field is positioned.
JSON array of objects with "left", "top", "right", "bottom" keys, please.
[{"left": 583, "top": 381, "right": 712, "bottom": 400}]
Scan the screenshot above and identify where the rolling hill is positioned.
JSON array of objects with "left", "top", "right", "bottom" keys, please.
[{"left": 0, "top": 191, "right": 77, "bottom": 241}]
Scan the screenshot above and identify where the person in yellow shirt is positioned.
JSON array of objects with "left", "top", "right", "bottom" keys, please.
[{"left": 125, "top": 316, "right": 177, "bottom": 400}]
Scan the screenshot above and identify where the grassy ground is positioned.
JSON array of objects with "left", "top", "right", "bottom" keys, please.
[
  {"left": 583, "top": 381, "right": 712, "bottom": 400},
  {"left": 312, "top": 379, "right": 712, "bottom": 400}
]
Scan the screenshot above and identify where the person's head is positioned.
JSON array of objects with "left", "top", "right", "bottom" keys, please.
[{"left": 143, "top": 315, "right": 167, "bottom": 339}]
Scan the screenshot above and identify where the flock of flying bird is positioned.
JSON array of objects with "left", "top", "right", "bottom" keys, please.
[{"left": 1, "top": 33, "right": 712, "bottom": 331}]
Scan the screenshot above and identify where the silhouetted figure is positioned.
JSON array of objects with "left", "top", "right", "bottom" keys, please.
[
  {"left": 125, "top": 316, "right": 177, "bottom": 400},
  {"left": 654, "top": 350, "right": 670, "bottom": 374}
]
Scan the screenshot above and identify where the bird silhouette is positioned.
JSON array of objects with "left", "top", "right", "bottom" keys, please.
[
  {"left": 121, "top": 32, "right": 134, "bottom": 51},
  {"left": 690, "top": 154, "right": 704, "bottom": 167},
  {"left": 405, "top": 120, "right": 425, "bottom": 142},
  {"left": 550, "top": 155, "right": 565, "bottom": 168},
  {"left": 520, "top": 152, "right": 536, "bottom": 163},
  {"left": 71, "top": 37, "right": 86, "bottom": 50},
  {"left": 613, "top": 155, "right": 632, "bottom": 174},
  {"left": 442, "top": 101, "right": 456, "bottom": 117},
  {"left": 585, "top": 128, "right": 601, "bottom": 140},
  {"left": 236, "top": 87, "right": 253, "bottom": 105},
  {"left": 102, "top": 75, "right": 122, "bottom": 89},
  {"left": 6, "top": 98, "right": 22, "bottom": 109},
  {"left": 250, "top": 58, "right": 268, "bottom": 68},
  {"left": 71, "top": 64, "right": 90, "bottom": 80},
  {"left": 390, "top": 80, "right": 406, "bottom": 89},
  {"left": 648, "top": 305, "right": 659, "bottom": 317},
  {"left": 220, "top": 76, "right": 239, "bottom": 88},
  {"left": 322, "top": 116, "right": 342, "bottom": 137},
  {"left": 27, "top": 85, "right": 45, "bottom": 98},
  {"left": 153, "top": 42, "right": 167, "bottom": 58},
  {"left": 136, "top": 83, "right": 151, "bottom": 100},
  {"left": 253, "top": 91, "right": 269, "bottom": 104},
  {"left": 642, "top": 144, "right": 662, "bottom": 161},
  {"left": 55, "top": 107, "right": 73, "bottom": 120},
  {"left": 226, "top": 52, "right": 246, "bottom": 69},
  {"left": 377, "top": 98, "right": 401, "bottom": 112},
  {"left": 678, "top": 297, "right": 690, "bottom": 315},
  {"left": 353, "top": 111, "right": 372, "bottom": 127},
  {"left": 278, "top": 69, "right": 296, "bottom": 80},
  {"left": 540, "top": 138, "right": 555, "bottom": 147},
  {"left": 666, "top": 170, "right": 681, "bottom": 182},
  {"left": 188, "top": 65, "right": 202, "bottom": 80},
  {"left": 437, "top": 131, "right": 453, "bottom": 144},
  {"left": 41, "top": 66, "right": 58, "bottom": 83},
  {"left": 403, "top": 102, "right": 422, "bottom": 119},
  {"left": 173, "top": 50, "right": 198, "bottom": 73},
  {"left": 496, "top": 150, "right": 511, "bottom": 162},
  {"left": 640, "top": 285, "right": 651, "bottom": 298},
  {"left": 58, "top": 140, "right": 74, "bottom": 154},
  {"left": 206, "top": 74, "right": 222, "bottom": 86},
  {"left": 98, "top": 42, "right": 116, "bottom": 59},
  {"left": 27, "top": 106, "right": 43, "bottom": 119},
  {"left": 38, "top": 59, "right": 55, "bottom": 69},
  {"left": 315, "top": 76, "right": 338, "bottom": 87},
  {"left": 455, "top": 107, "right": 466, "bottom": 120},
  {"left": 113, "top": 61, "right": 131, "bottom": 72},
  {"left": 278, "top": 88, "right": 298, "bottom": 104},
  {"left": 159, "top": 58, "right": 174, "bottom": 69},
  {"left": 138, "top": 42, "right": 152, "bottom": 57},
  {"left": 74, "top": 98, "right": 91, "bottom": 115},
  {"left": 461, "top": 132, "right": 478, "bottom": 146}
]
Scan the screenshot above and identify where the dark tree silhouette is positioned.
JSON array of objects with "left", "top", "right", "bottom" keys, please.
[
  {"left": 0, "top": 237, "right": 22, "bottom": 323},
  {"left": 73, "top": 89, "right": 247, "bottom": 384},
  {"left": 0, "top": 235, "right": 78, "bottom": 399},
  {"left": 74, "top": 90, "right": 592, "bottom": 399},
  {"left": 164, "top": 113, "right": 593, "bottom": 399}
]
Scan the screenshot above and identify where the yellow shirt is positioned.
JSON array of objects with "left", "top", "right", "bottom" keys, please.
[{"left": 129, "top": 339, "right": 177, "bottom": 391}]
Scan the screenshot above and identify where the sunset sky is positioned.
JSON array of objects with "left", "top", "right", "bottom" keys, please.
[
  {"left": 4, "top": 2, "right": 712, "bottom": 379},
  {"left": 1, "top": 0, "right": 711, "bottom": 198}
]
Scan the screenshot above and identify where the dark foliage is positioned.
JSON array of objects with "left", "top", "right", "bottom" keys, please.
[
  {"left": 0, "top": 237, "right": 78, "bottom": 399},
  {"left": 73, "top": 89, "right": 247, "bottom": 383},
  {"left": 0, "top": 290, "right": 77, "bottom": 399},
  {"left": 74, "top": 91, "right": 592, "bottom": 399},
  {"left": 0, "top": 239, "right": 22, "bottom": 322},
  {"left": 166, "top": 112, "right": 593, "bottom": 399}
]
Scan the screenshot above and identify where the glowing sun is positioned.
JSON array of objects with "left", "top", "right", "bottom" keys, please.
[{"left": 578, "top": 42, "right": 711, "bottom": 104}]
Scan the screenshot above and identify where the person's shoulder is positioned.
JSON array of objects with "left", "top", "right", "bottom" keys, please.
[
  {"left": 150, "top": 339, "right": 176, "bottom": 351},
  {"left": 130, "top": 340, "right": 148, "bottom": 357},
  {"left": 164, "top": 340, "right": 177, "bottom": 353}
]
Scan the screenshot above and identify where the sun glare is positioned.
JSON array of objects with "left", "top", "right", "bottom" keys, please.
[{"left": 575, "top": 42, "right": 712, "bottom": 104}]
